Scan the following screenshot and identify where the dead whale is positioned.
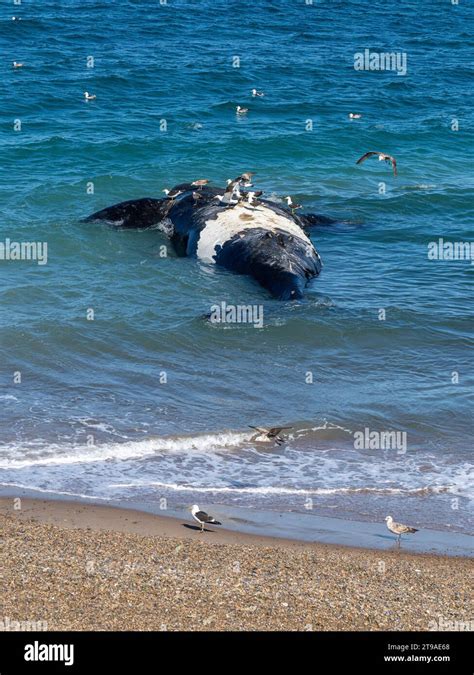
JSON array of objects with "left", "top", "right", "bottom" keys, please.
[{"left": 83, "top": 183, "right": 328, "bottom": 300}]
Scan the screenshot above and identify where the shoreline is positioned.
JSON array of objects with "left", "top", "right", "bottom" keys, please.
[
  {"left": 2, "top": 496, "right": 472, "bottom": 631},
  {"left": 0, "top": 496, "right": 307, "bottom": 550},
  {"left": 1, "top": 488, "right": 472, "bottom": 558}
]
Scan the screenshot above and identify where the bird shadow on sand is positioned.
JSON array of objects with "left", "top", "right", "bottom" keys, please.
[{"left": 182, "top": 523, "right": 217, "bottom": 533}]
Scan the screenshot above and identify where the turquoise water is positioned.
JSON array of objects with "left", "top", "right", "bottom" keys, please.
[{"left": 1, "top": 0, "right": 473, "bottom": 535}]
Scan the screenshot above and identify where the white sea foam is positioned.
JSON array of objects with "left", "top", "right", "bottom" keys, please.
[
  {"left": 106, "top": 481, "right": 457, "bottom": 497},
  {"left": 0, "top": 432, "right": 252, "bottom": 468},
  {"left": 0, "top": 482, "right": 111, "bottom": 500}
]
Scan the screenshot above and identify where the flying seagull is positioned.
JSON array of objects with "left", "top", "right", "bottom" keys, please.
[
  {"left": 249, "top": 425, "right": 292, "bottom": 446},
  {"left": 226, "top": 173, "right": 254, "bottom": 187},
  {"left": 356, "top": 151, "right": 397, "bottom": 176},
  {"left": 385, "top": 515, "right": 418, "bottom": 545},
  {"left": 239, "top": 172, "right": 255, "bottom": 183},
  {"left": 190, "top": 505, "right": 222, "bottom": 533}
]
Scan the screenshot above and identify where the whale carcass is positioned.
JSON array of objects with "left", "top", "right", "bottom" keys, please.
[{"left": 84, "top": 182, "right": 326, "bottom": 300}]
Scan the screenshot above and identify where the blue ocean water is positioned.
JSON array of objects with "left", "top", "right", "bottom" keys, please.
[{"left": 1, "top": 0, "right": 473, "bottom": 535}]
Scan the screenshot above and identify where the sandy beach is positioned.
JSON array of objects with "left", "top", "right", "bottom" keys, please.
[{"left": 1, "top": 497, "right": 472, "bottom": 631}]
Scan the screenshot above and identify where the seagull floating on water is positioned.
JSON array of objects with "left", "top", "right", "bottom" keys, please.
[
  {"left": 12, "top": 61, "right": 24, "bottom": 68},
  {"left": 349, "top": 113, "right": 362, "bottom": 119},
  {"left": 385, "top": 515, "right": 418, "bottom": 545},
  {"left": 356, "top": 151, "right": 397, "bottom": 176},
  {"left": 84, "top": 91, "right": 96, "bottom": 101},
  {"left": 236, "top": 105, "right": 249, "bottom": 115},
  {"left": 249, "top": 425, "right": 292, "bottom": 446},
  {"left": 252, "top": 89, "right": 264, "bottom": 97},
  {"left": 190, "top": 505, "right": 222, "bottom": 533}
]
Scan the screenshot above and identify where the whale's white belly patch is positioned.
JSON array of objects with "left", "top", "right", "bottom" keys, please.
[{"left": 196, "top": 203, "right": 313, "bottom": 263}]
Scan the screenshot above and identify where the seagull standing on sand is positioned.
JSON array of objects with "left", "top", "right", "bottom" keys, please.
[
  {"left": 249, "top": 426, "right": 292, "bottom": 446},
  {"left": 190, "top": 505, "right": 222, "bottom": 533},
  {"left": 236, "top": 105, "right": 249, "bottom": 115},
  {"left": 252, "top": 88, "right": 264, "bottom": 97},
  {"left": 84, "top": 91, "right": 96, "bottom": 101},
  {"left": 385, "top": 515, "right": 418, "bottom": 545},
  {"left": 356, "top": 151, "right": 397, "bottom": 176}
]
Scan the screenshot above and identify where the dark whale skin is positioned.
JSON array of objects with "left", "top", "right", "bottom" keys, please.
[{"left": 84, "top": 187, "right": 324, "bottom": 299}]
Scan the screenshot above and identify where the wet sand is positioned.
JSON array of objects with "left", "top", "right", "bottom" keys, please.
[{"left": 1, "top": 497, "right": 472, "bottom": 631}]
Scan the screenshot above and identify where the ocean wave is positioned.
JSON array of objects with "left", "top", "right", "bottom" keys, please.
[
  {"left": 106, "top": 482, "right": 457, "bottom": 497},
  {"left": 0, "top": 432, "right": 252, "bottom": 468}
]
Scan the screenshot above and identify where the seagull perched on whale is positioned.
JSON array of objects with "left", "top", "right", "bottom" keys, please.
[
  {"left": 245, "top": 190, "right": 263, "bottom": 206},
  {"left": 192, "top": 191, "right": 204, "bottom": 205},
  {"left": 163, "top": 187, "right": 184, "bottom": 199},
  {"left": 216, "top": 179, "right": 242, "bottom": 205},
  {"left": 191, "top": 179, "right": 209, "bottom": 188},
  {"left": 385, "top": 515, "right": 418, "bottom": 545},
  {"left": 249, "top": 426, "right": 292, "bottom": 446},
  {"left": 285, "top": 196, "right": 302, "bottom": 213},
  {"left": 190, "top": 505, "right": 222, "bottom": 533},
  {"left": 356, "top": 151, "right": 397, "bottom": 176},
  {"left": 217, "top": 174, "right": 254, "bottom": 205}
]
